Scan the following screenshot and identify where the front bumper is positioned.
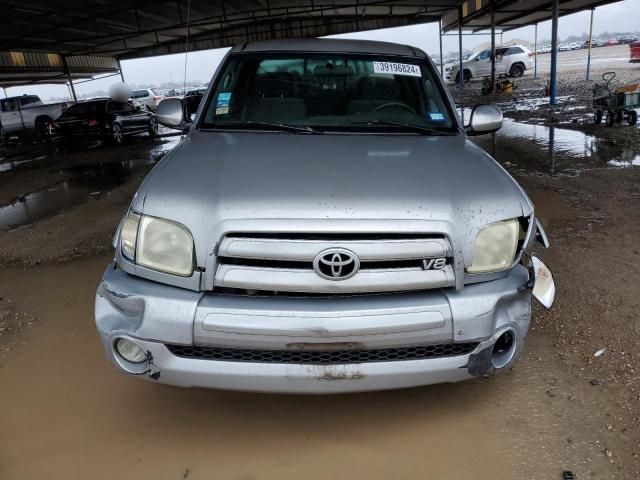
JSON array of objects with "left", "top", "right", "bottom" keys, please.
[{"left": 95, "top": 262, "right": 534, "bottom": 394}]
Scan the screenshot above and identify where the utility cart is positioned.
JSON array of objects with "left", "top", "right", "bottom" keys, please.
[{"left": 592, "top": 72, "right": 639, "bottom": 127}]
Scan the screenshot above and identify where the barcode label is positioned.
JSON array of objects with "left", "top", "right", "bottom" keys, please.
[{"left": 372, "top": 62, "right": 421, "bottom": 77}]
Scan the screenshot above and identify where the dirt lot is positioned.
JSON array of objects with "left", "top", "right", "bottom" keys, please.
[{"left": 1, "top": 50, "right": 640, "bottom": 479}]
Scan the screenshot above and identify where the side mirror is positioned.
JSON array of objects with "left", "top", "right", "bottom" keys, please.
[
  {"left": 156, "top": 97, "right": 191, "bottom": 131},
  {"left": 465, "top": 104, "right": 503, "bottom": 135}
]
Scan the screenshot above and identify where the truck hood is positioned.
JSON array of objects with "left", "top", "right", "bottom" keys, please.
[{"left": 134, "top": 130, "right": 532, "bottom": 267}]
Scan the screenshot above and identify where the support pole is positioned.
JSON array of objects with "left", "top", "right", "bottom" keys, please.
[
  {"left": 586, "top": 8, "right": 594, "bottom": 81},
  {"left": 534, "top": 23, "right": 538, "bottom": 79},
  {"left": 61, "top": 56, "right": 77, "bottom": 102},
  {"left": 490, "top": 1, "right": 496, "bottom": 93},
  {"left": 550, "top": 0, "right": 559, "bottom": 104},
  {"left": 458, "top": 5, "right": 464, "bottom": 88},
  {"left": 439, "top": 18, "right": 444, "bottom": 77},
  {"left": 117, "top": 59, "right": 125, "bottom": 82}
]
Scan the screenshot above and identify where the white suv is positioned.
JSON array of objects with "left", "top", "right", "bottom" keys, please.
[
  {"left": 129, "top": 88, "right": 164, "bottom": 111},
  {"left": 444, "top": 45, "right": 534, "bottom": 83}
]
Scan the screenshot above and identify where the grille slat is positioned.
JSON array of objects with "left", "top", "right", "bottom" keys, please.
[
  {"left": 214, "top": 233, "right": 456, "bottom": 294},
  {"left": 166, "top": 342, "right": 478, "bottom": 364}
]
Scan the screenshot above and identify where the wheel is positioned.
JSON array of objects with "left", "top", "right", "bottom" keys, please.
[
  {"left": 112, "top": 123, "right": 124, "bottom": 144},
  {"left": 509, "top": 63, "right": 525, "bottom": 77},
  {"left": 148, "top": 116, "right": 158, "bottom": 138},
  {"left": 594, "top": 109, "right": 603, "bottom": 125},
  {"left": 606, "top": 111, "right": 615, "bottom": 127},
  {"left": 629, "top": 110, "right": 638, "bottom": 126},
  {"left": 615, "top": 110, "right": 624, "bottom": 123},
  {"left": 454, "top": 70, "right": 471, "bottom": 83},
  {"left": 33, "top": 117, "right": 51, "bottom": 144}
]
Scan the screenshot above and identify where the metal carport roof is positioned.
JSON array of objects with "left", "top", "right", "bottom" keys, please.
[
  {"left": 442, "top": 0, "right": 622, "bottom": 32},
  {"left": 2, "top": 1, "right": 459, "bottom": 60}
]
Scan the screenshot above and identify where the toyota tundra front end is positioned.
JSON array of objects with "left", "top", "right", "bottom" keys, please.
[{"left": 95, "top": 38, "right": 555, "bottom": 394}]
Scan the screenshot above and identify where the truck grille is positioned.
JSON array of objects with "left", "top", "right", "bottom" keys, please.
[
  {"left": 166, "top": 342, "right": 479, "bottom": 364},
  {"left": 214, "top": 233, "right": 455, "bottom": 294}
]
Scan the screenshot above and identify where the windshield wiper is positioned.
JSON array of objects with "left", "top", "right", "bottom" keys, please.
[
  {"left": 348, "top": 120, "right": 455, "bottom": 136},
  {"left": 207, "top": 121, "right": 323, "bottom": 134}
]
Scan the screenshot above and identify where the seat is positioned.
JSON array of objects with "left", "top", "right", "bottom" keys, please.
[{"left": 245, "top": 98, "right": 306, "bottom": 122}]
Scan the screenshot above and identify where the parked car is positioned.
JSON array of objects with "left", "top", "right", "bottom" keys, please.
[
  {"left": 52, "top": 98, "right": 157, "bottom": 147},
  {"left": 558, "top": 43, "right": 571, "bottom": 52},
  {"left": 165, "top": 88, "right": 183, "bottom": 97},
  {"left": 445, "top": 45, "right": 534, "bottom": 82},
  {"left": 606, "top": 38, "right": 620, "bottom": 46},
  {"left": 95, "top": 38, "right": 556, "bottom": 394},
  {"left": 184, "top": 85, "right": 209, "bottom": 97},
  {"left": 129, "top": 88, "right": 164, "bottom": 111},
  {"left": 0, "top": 94, "right": 72, "bottom": 142},
  {"left": 630, "top": 40, "right": 640, "bottom": 63}
]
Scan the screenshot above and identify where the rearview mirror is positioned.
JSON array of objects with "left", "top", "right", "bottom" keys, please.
[
  {"left": 156, "top": 97, "right": 191, "bottom": 131},
  {"left": 465, "top": 104, "right": 503, "bottom": 135}
]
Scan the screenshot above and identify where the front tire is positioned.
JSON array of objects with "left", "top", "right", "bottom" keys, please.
[
  {"left": 33, "top": 117, "right": 51, "bottom": 144},
  {"left": 606, "top": 111, "right": 616, "bottom": 127},
  {"left": 628, "top": 110, "right": 638, "bottom": 126},
  {"left": 112, "top": 123, "right": 124, "bottom": 144},
  {"left": 594, "top": 109, "right": 603, "bottom": 125},
  {"left": 148, "top": 117, "right": 158, "bottom": 139},
  {"left": 454, "top": 70, "right": 472, "bottom": 83}
]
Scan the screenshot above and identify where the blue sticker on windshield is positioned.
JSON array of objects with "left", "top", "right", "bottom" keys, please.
[
  {"left": 428, "top": 112, "right": 445, "bottom": 121},
  {"left": 216, "top": 92, "right": 231, "bottom": 108}
]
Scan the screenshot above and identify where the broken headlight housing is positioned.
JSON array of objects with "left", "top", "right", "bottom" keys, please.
[
  {"left": 467, "top": 219, "right": 519, "bottom": 274},
  {"left": 119, "top": 211, "right": 195, "bottom": 277}
]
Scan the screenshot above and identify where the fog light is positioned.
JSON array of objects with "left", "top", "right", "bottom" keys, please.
[{"left": 115, "top": 338, "right": 147, "bottom": 363}]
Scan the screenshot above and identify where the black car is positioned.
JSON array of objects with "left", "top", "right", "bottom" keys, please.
[{"left": 53, "top": 98, "right": 157, "bottom": 147}]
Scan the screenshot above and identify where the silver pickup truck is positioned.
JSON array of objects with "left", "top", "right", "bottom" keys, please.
[
  {"left": 0, "top": 94, "right": 71, "bottom": 141},
  {"left": 95, "top": 38, "right": 556, "bottom": 394}
]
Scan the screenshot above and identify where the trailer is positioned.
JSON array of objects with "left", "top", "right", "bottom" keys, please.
[{"left": 592, "top": 72, "right": 640, "bottom": 127}]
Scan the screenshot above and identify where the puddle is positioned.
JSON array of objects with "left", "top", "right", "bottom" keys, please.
[
  {"left": 0, "top": 135, "right": 181, "bottom": 231},
  {"left": 607, "top": 156, "right": 640, "bottom": 167},
  {"left": 496, "top": 95, "right": 576, "bottom": 112},
  {"left": 474, "top": 118, "right": 640, "bottom": 177}
]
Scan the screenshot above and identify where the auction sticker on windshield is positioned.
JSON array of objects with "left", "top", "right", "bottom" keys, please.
[{"left": 373, "top": 62, "right": 421, "bottom": 77}]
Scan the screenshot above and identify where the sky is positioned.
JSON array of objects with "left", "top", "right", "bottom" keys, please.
[{"left": 3, "top": 0, "right": 638, "bottom": 101}]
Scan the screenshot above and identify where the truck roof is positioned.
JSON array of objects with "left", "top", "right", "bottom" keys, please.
[
  {"left": 231, "top": 38, "right": 426, "bottom": 58},
  {"left": 3, "top": 94, "right": 39, "bottom": 101}
]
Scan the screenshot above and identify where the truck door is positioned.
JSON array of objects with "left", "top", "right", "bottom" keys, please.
[{"left": 0, "top": 98, "right": 23, "bottom": 133}]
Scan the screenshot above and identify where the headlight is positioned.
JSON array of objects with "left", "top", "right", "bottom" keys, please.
[
  {"left": 467, "top": 219, "right": 519, "bottom": 274},
  {"left": 118, "top": 211, "right": 195, "bottom": 276},
  {"left": 446, "top": 65, "right": 454, "bottom": 72}
]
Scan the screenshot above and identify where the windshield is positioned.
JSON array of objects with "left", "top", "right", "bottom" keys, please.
[{"left": 200, "top": 53, "right": 455, "bottom": 133}]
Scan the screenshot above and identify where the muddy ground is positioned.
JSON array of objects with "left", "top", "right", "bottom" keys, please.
[
  {"left": 451, "top": 44, "right": 640, "bottom": 157},
  {"left": 1, "top": 53, "right": 640, "bottom": 479}
]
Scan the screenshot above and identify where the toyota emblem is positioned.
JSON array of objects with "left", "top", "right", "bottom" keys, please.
[{"left": 313, "top": 248, "right": 360, "bottom": 281}]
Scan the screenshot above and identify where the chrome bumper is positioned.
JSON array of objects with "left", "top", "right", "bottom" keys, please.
[{"left": 95, "top": 262, "right": 534, "bottom": 394}]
